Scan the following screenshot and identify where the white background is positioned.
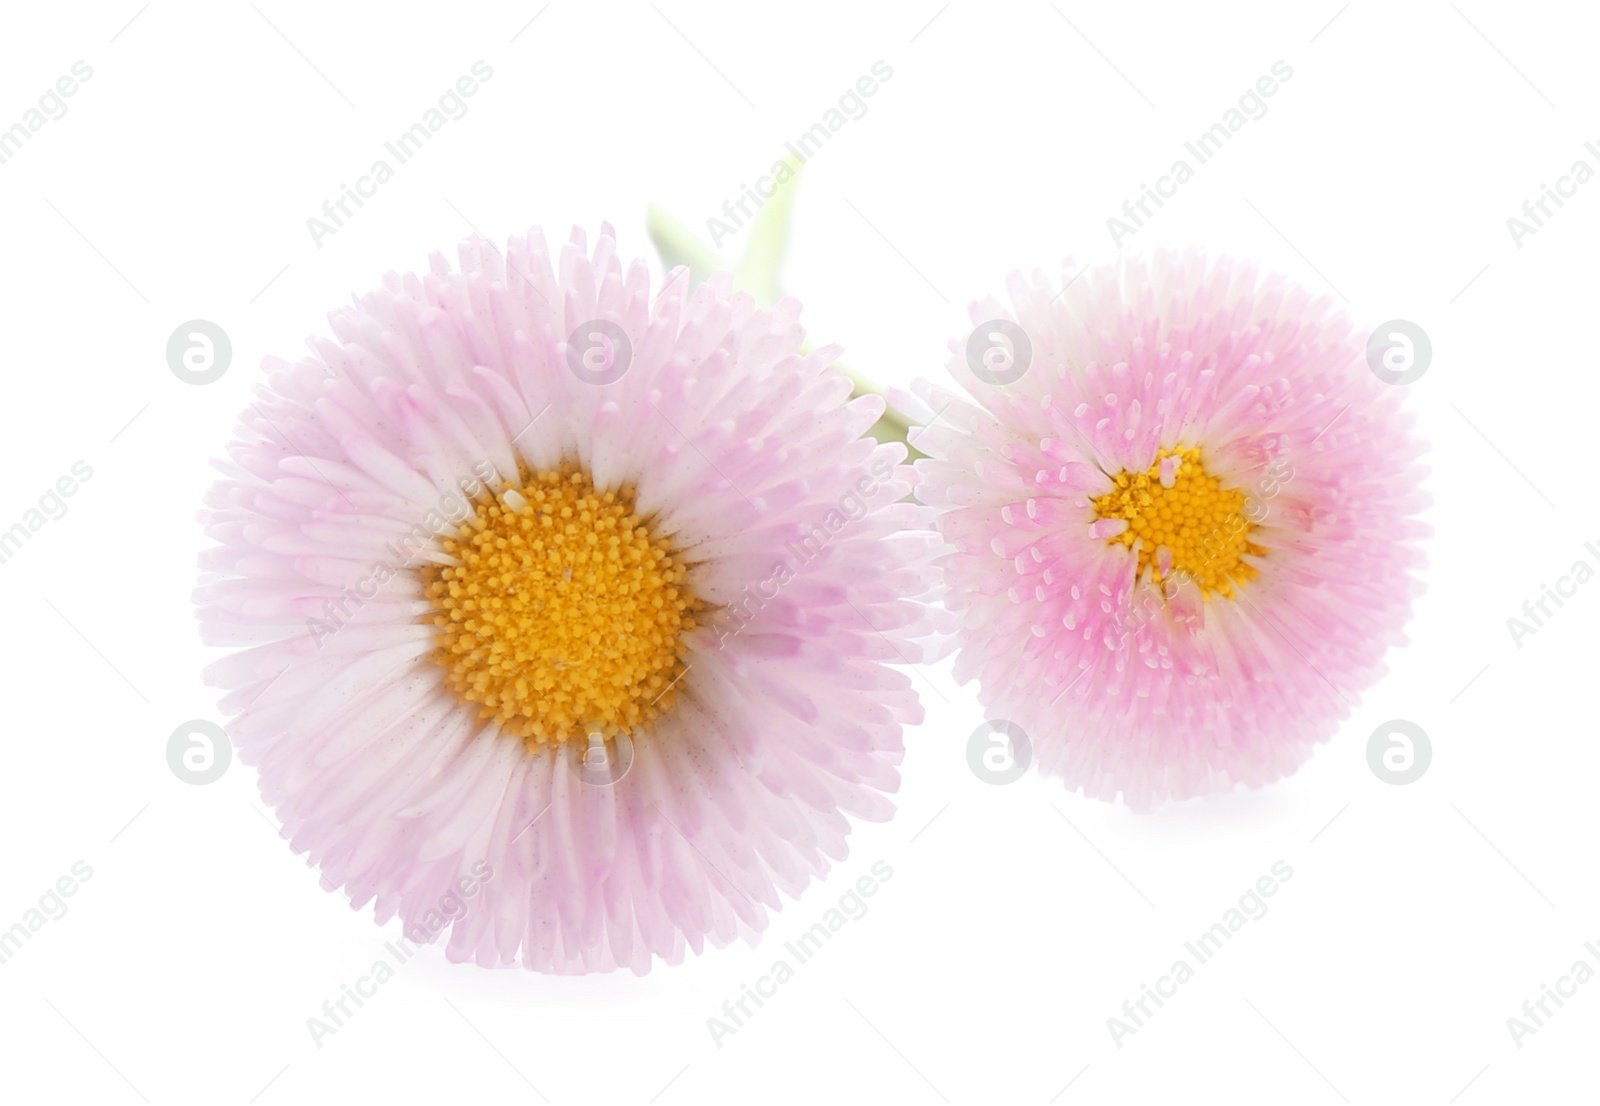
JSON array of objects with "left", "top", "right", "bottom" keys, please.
[{"left": 0, "top": 1, "right": 1594, "bottom": 1103}]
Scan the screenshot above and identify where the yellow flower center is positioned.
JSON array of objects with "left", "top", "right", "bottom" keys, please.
[
  {"left": 1090, "top": 447, "right": 1264, "bottom": 598},
  {"left": 423, "top": 468, "right": 701, "bottom": 749}
]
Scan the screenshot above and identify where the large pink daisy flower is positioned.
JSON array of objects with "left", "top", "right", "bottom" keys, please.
[
  {"left": 908, "top": 252, "right": 1428, "bottom": 808},
  {"left": 196, "top": 225, "right": 942, "bottom": 972}
]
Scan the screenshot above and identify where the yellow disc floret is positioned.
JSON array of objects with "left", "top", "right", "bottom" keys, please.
[
  {"left": 1090, "top": 446, "right": 1265, "bottom": 598},
  {"left": 423, "top": 468, "right": 701, "bottom": 748}
]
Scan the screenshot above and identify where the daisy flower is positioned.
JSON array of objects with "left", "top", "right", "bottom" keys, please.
[
  {"left": 907, "top": 252, "right": 1428, "bottom": 808},
  {"left": 195, "top": 224, "right": 942, "bottom": 972}
]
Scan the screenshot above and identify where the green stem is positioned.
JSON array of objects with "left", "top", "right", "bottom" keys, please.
[{"left": 647, "top": 168, "right": 922, "bottom": 460}]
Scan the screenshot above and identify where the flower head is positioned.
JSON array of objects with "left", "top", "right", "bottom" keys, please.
[
  {"left": 197, "top": 225, "right": 942, "bottom": 972},
  {"left": 909, "top": 252, "right": 1428, "bottom": 808}
]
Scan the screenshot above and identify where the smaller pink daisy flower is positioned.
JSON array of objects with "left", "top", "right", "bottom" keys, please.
[{"left": 906, "top": 251, "right": 1429, "bottom": 808}]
